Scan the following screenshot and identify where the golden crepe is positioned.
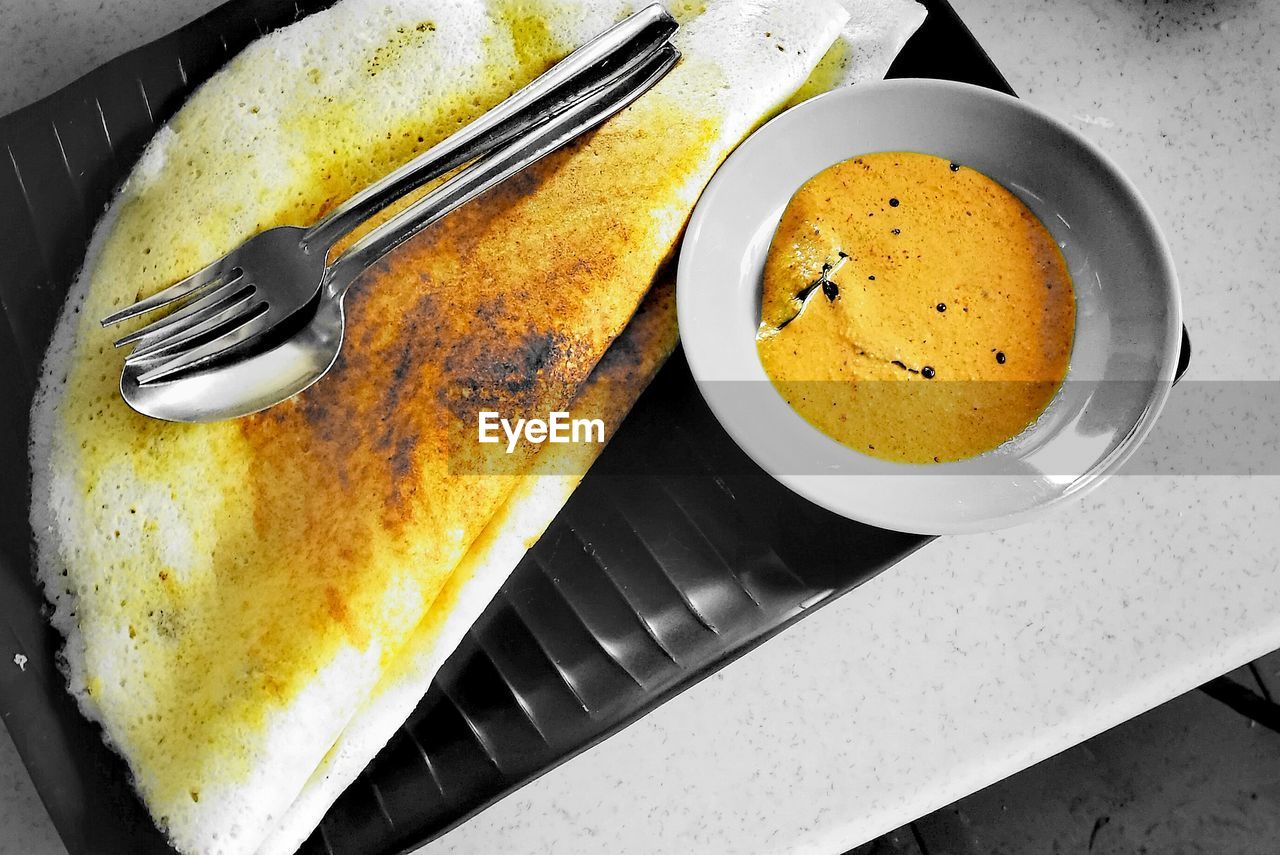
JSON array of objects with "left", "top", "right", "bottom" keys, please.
[{"left": 27, "top": 0, "right": 924, "bottom": 853}]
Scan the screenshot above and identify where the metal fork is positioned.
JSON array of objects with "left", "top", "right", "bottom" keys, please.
[{"left": 101, "top": 4, "right": 678, "bottom": 379}]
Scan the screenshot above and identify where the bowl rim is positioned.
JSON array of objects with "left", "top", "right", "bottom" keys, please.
[{"left": 676, "top": 77, "right": 1184, "bottom": 534}]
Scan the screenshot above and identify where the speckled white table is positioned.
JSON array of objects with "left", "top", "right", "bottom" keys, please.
[{"left": 2, "top": 0, "right": 1277, "bottom": 853}]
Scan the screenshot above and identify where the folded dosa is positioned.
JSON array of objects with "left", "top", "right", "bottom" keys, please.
[{"left": 28, "top": 0, "right": 872, "bottom": 852}]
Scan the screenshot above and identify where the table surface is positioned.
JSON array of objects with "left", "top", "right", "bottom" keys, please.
[{"left": 2, "top": 0, "right": 1277, "bottom": 853}]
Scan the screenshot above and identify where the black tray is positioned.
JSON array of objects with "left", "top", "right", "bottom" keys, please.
[{"left": 0, "top": 2, "right": 1190, "bottom": 853}]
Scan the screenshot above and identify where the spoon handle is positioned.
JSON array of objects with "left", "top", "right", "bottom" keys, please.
[
  {"left": 302, "top": 4, "right": 676, "bottom": 252},
  {"left": 325, "top": 42, "right": 679, "bottom": 294}
]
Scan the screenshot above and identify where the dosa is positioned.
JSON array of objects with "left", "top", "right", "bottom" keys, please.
[{"left": 28, "top": 0, "right": 923, "bottom": 852}]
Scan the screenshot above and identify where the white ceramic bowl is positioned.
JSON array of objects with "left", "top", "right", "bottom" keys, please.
[{"left": 677, "top": 79, "right": 1182, "bottom": 534}]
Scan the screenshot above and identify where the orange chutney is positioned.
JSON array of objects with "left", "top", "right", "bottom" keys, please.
[{"left": 756, "top": 152, "right": 1076, "bottom": 463}]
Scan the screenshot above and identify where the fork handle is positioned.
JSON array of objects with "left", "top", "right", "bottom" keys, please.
[
  {"left": 302, "top": 4, "right": 677, "bottom": 251},
  {"left": 325, "top": 43, "right": 679, "bottom": 293}
]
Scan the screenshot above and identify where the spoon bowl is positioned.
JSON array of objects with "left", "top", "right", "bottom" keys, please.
[{"left": 121, "top": 283, "right": 346, "bottom": 422}]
